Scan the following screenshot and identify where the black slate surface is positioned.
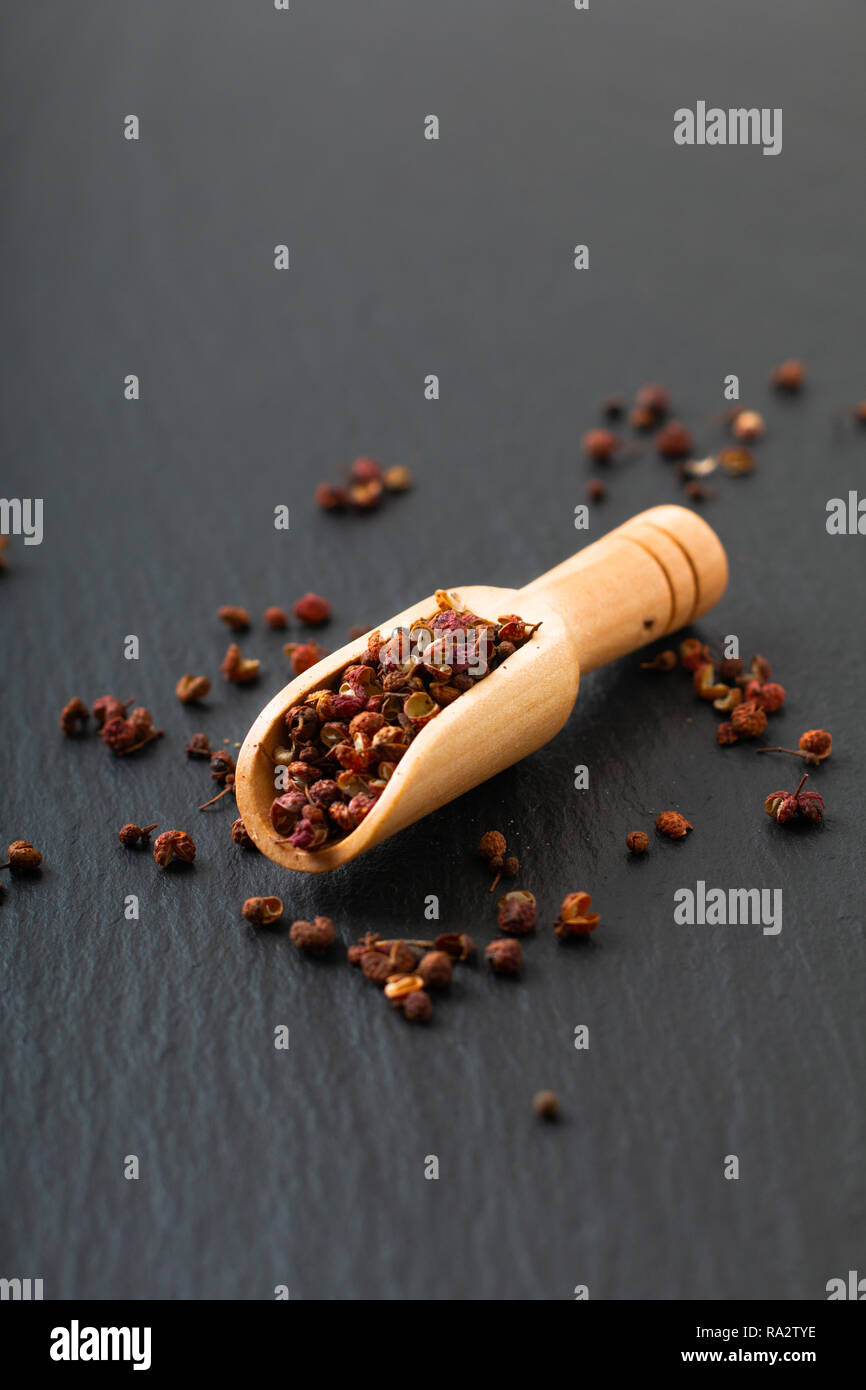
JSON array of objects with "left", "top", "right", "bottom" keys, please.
[{"left": 2, "top": 0, "right": 865, "bottom": 1301}]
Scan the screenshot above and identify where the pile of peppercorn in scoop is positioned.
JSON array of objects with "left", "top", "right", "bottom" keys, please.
[{"left": 268, "top": 592, "right": 539, "bottom": 851}]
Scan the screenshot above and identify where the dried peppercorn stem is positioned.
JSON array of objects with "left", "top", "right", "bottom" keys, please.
[
  {"left": 756, "top": 746, "right": 816, "bottom": 763},
  {"left": 199, "top": 783, "right": 235, "bottom": 810},
  {"left": 793, "top": 772, "right": 809, "bottom": 799}
]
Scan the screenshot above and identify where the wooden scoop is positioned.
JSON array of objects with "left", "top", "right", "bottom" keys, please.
[{"left": 236, "top": 504, "right": 727, "bottom": 873}]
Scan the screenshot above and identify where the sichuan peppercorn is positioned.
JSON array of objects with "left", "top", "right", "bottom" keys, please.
[
  {"left": 2, "top": 840, "right": 42, "bottom": 871},
  {"left": 118, "top": 822, "right": 157, "bottom": 847},
  {"left": 92, "top": 695, "right": 132, "bottom": 727},
  {"left": 554, "top": 891, "right": 600, "bottom": 939},
  {"left": 231, "top": 817, "right": 254, "bottom": 848},
  {"left": 220, "top": 643, "right": 260, "bottom": 683},
  {"left": 186, "top": 732, "right": 211, "bottom": 759},
  {"left": 315, "top": 482, "right": 348, "bottom": 511},
  {"left": 60, "top": 696, "right": 89, "bottom": 736},
  {"left": 417, "top": 950, "right": 452, "bottom": 989},
  {"left": 656, "top": 421, "right": 694, "bottom": 459},
  {"left": 731, "top": 409, "right": 765, "bottom": 442},
  {"left": 655, "top": 811, "right": 693, "bottom": 839},
  {"left": 285, "top": 640, "right": 328, "bottom": 675},
  {"left": 497, "top": 889, "right": 537, "bottom": 935},
  {"left": 731, "top": 700, "right": 767, "bottom": 738},
  {"left": 218, "top": 605, "right": 250, "bottom": 631},
  {"left": 264, "top": 606, "right": 288, "bottom": 629},
  {"left": 402, "top": 989, "right": 433, "bottom": 1023},
  {"left": 626, "top": 831, "right": 649, "bottom": 854},
  {"left": 383, "top": 464, "right": 413, "bottom": 492},
  {"left": 289, "top": 916, "right": 335, "bottom": 951},
  {"left": 434, "top": 933, "right": 477, "bottom": 962},
  {"left": 770, "top": 359, "right": 805, "bottom": 392},
  {"left": 581, "top": 428, "right": 619, "bottom": 462},
  {"left": 175, "top": 674, "right": 211, "bottom": 704},
  {"left": 293, "top": 593, "right": 331, "bottom": 626},
  {"left": 153, "top": 831, "right": 196, "bottom": 866},
  {"left": 242, "top": 896, "right": 284, "bottom": 927},
  {"left": 485, "top": 938, "right": 523, "bottom": 976},
  {"left": 533, "top": 1090, "right": 560, "bottom": 1121}
]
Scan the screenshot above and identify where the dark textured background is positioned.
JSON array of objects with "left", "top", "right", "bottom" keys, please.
[{"left": 2, "top": 0, "right": 865, "bottom": 1301}]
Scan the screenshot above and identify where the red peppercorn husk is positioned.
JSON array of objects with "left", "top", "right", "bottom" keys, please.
[
  {"left": 289, "top": 916, "right": 335, "bottom": 951},
  {"left": 731, "top": 409, "right": 764, "bottom": 442},
  {"left": 640, "top": 650, "right": 677, "bottom": 672},
  {"left": 417, "top": 950, "right": 452, "bottom": 989},
  {"left": 153, "top": 830, "right": 196, "bottom": 866},
  {"left": 2, "top": 840, "right": 43, "bottom": 871},
  {"left": 60, "top": 696, "right": 89, "bottom": 736},
  {"left": 679, "top": 638, "right": 710, "bottom": 672},
  {"left": 383, "top": 464, "right": 412, "bottom": 492},
  {"left": 218, "top": 605, "right": 250, "bottom": 631},
  {"left": 716, "top": 720, "right": 739, "bottom": 746},
  {"left": 626, "top": 831, "right": 649, "bottom": 854},
  {"left": 100, "top": 717, "right": 139, "bottom": 752},
  {"left": 581, "top": 428, "right": 619, "bottom": 462},
  {"left": 242, "top": 896, "right": 284, "bottom": 928},
  {"left": 800, "top": 729, "right": 832, "bottom": 760},
  {"left": 401, "top": 989, "right": 433, "bottom": 1023},
  {"left": 770, "top": 359, "right": 805, "bottom": 392},
  {"left": 496, "top": 889, "right": 537, "bottom": 936},
  {"left": 797, "top": 790, "right": 825, "bottom": 824},
  {"left": 731, "top": 700, "right": 768, "bottom": 738},
  {"left": 92, "top": 695, "right": 133, "bottom": 727},
  {"left": 350, "top": 457, "right": 382, "bottom": 483},
  {"left": 264, "top": 606, "right": 288, "bottom": 629},
  {"left": 764, "top": 774, "right": 823, "bottom": 826},
  {"left": 348, "top": 477, "right": 384, "bottom": 510},
  {"left": 655, "top": 811, "right": 693, "bottom": 840},
  {"left": 479, "top": 830, "right": 507, "bottom": 861},
  {"left": 554, "top": 891, "right": 600, "bottom": 939},
  {"left": 635, "top": 383, "right": 671, "bottom": 421},
  {"left": 293, "top": 592, "right": 331, "bottom": 627},
  {"left": 485, "top": 938, "right": 523, "bottom": 976},
  {"left": 656, "top": 421, "right": 693, "bottom": 459},
  {"left": 360, "top": 950, "right": 397, "bottom": 985},
  {"left": 764, "top": 790, "right": 799, "bottom": 824},
  {"left": 533, "top": 1090, "right": 560, "bottom": 1120},
  {"left": 284, "top": 640, "right": 328, "bottom": 675},
  {"left": 175, "top": 674, "right": 211, "bottom": 704},
  {"left": 586, "top": 477, "right": 607, "bottom": 501},
  {"left": 186, "top": 732, "right": 211, "bottom": 759},
  {"left": 315, "top": 482, "right": 349, "bottom": 511},
  {"left": 220, "top": 643, "right": 260, "bottom": 683},
  {"left": 231, "top": 817, "right": 255, "bottom": 848}
]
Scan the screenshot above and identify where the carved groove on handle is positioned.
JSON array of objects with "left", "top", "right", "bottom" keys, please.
[{"left": 643, "top": 519, "right": 701, "bottom": 625}]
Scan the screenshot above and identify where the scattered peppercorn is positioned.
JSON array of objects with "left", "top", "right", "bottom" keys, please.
[
  {"left": 485, "top": 937, "right": 523, "bottom": 975},
  {"left": 581, "top": 428, "right": 619, "bottom": 462},
  {"left": 315, "top": 482, "right": 349, "bottom": 512},
  {"left": 717, "top": 720, "right": 739, "bottom": 746},
  {"left": 434, "top": 932, "right": 477, "bottom": 961},
  {"left": 101, "top": 714, "right": 162, "bottom": 755},
  {"left": 384, "top": 973, "right": 425, "bottom": 1001},
  {"left": 218, "top": 605, "right": 250, "bottom": 631},
  {"left": 656, "top": 811, "right": 693, "bottom": 840},
  {"left": 635, "top": 383, "right": 671, "bottom": 422},
  {"left": 360, "top": 950, "right": 395, "bottom": 984},
  {"left": 656, "top": 421, "right": 693, "bottom": 458},
  {"left": 60, "top": 696, "right": 89, "bottom": 736},
  {"left": 401, "top": 989, "right": 433, "bottom": 1023},
  {"left": 231, "top": 817, "right": 255, "bottom": 848},
  {"left": 532, "top": 1090, "right": 560, "bottom": 1121},
  {"left": 153, "top": 830, "right": 196, "bottom": 867},
  {"left": 289, "top": 916, "right": 336, "bottom": 951},
  {"left": 264, "top": 606, "right": 288, "bottom": 629},
  {"left": 418, "top": 951, "right": 452, "bottom": 989},
  {"left": 679, "top": 638, "right": 710, "bottom": 672},
  {"left": 770, "top": 359, "right": 806, "bottom": 392},
  {"left": 732, "top": 409, "right": 765, "bottom": 442},
  {"left": 220, "top": 643, "right": 260, "bottom": 683},
  {"left": 293, "top": 592, "right": 332, "bottom": 627},
  {"left": 684, "top": 480, "right": 711, "bottom": 502},
  {"left": 730, "top": 700, "right": 768, "bottom": 738},
  {"left": 626, "top": 830, "right": 649, "bottom": 854},
  {"left": 284, "top": 640, "right": 329, "bottom": 675},
  {"left": 800, "top": 729, "right": 832, "bottom": 759},
  {"left": 242, "top": 895, "right": 284, "bottom": 927},
  {"left": 479, "top": 830, "right": 507, "bottom": 861},
  {"left": 383, "top": 464, "right": 413, "bottom": 492},
  {"left": 348, "top": 624, "right": 370, "bottom": 641},
  {"left": 586, "top": 477, "right": 607, "bottom": 501},
  {"left": 497, "top": 889, "right": 537, "bottom": 935},
  {"left": 1, "top": 840, "right": 43, "bottom": 871},
  {"left": 118, "top": 822, "right": 157, "bottom": 847},
  {"left": 92, "top": 695, "right": 133, "bottom": 727},
  {"left": 765, "top": 774, "right": 824, "bottom": 825},
  {"left": 554, "top": 891, "right": 600, "bottom": 939},
  {"left": 601, "top": 395, "right": 624, "bottom": 420},
  {"left": 348, "top": 477, "right": 384, "bottom": 510},
  {"left": 186, "top": 732, "right": 211, "bottom": 759},
  {"left": 175, "top": 674, "right": 211, "bottom": 704},
  {"left": 719, "top": 446, "right": 755, "bottom": 476}
]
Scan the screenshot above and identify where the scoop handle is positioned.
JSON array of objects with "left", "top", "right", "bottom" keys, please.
[{"left": 520, "top": 504, "right": 728, "bottom": 673}]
